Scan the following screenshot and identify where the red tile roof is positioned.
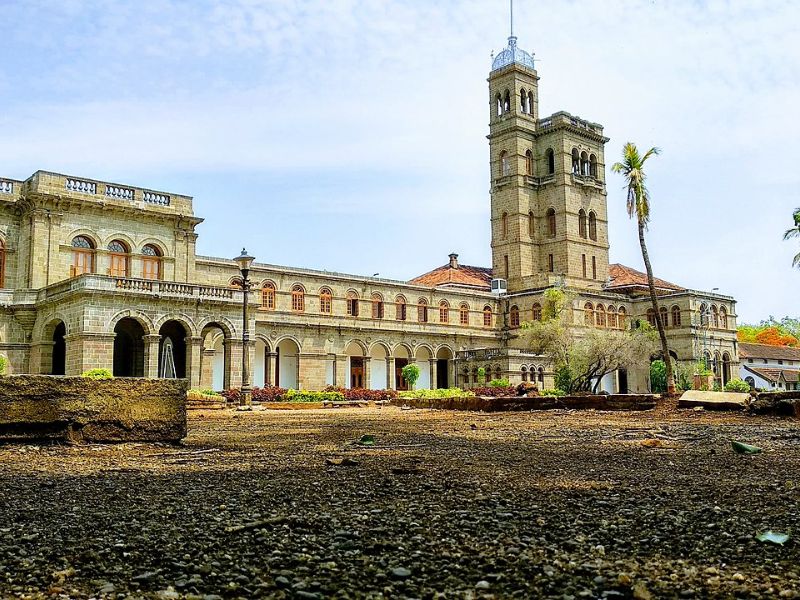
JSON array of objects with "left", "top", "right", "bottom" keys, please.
[
  {"left": 739, "top": 343, "right": 800, "bottom": 361},
  {"left": 605, "top": 263, "right": 684, "bottom": 293},
  {"left": 410, "top": 263, "right": 493, "bottom": 290},
  {"left": 744, "top": 365, "right": 800, "bottom": 383}
]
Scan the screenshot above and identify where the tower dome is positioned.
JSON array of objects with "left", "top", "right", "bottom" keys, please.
[{"left": 491, "top": 36, "right": 536, "bottom": 72}]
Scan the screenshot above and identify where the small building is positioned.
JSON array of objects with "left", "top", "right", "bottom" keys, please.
[{"left": 739, "top": 343, "right": 800, "bottom": 391}]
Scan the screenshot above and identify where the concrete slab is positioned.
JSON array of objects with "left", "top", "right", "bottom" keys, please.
[{"left": 678, "top": 390, "right": 749, "bottom": 411}]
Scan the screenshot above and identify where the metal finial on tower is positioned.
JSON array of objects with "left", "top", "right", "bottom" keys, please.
[{"left": 510, "top": 0, "right": 514, "bottom": 38}]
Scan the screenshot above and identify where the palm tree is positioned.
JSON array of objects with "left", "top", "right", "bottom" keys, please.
[
  {"left": 784, "top": 208, "right": 800, "bottom": 268},
  {"left": 612, "top": 142, "right": 675, "bottom": 395}
]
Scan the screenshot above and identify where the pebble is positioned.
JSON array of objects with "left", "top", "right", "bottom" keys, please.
[
  {"left": 274, "top": 576, "right": 291, "bottom": 588},
  {"left": 391, "top": 567, "right": 411, "bottom": 579},
  {"left": 475, "top": 580, "right": 491, "bottom": 589}
]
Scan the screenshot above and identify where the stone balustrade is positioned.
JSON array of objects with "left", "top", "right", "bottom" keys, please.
[
  {"left": 0, "top": 181, "right": 13, "bottom": 194},
  {"left": 66, "top": 178, "right": 97, "bottom": 194}
]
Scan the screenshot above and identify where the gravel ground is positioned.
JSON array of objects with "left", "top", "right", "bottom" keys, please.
[{"left": 0, "top": 403, "right": 798, "bottom": 599}]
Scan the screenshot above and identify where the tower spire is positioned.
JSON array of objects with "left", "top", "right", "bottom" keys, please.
[{"left": 510, "top": 0, "right": 514, "bottom": 38}]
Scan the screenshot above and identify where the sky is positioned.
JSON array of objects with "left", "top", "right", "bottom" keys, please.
[{"left": 1, "top": 0, "right": 798, "bottom": 324}]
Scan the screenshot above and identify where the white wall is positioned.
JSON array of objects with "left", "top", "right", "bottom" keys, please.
[
  {"left": 370, "top": 359, "right": 387, "bottom": 389},
  {"left": 416, "top": 362, "right": 431, "bottom": 390},
  {"left": 253, "top": 340, "right": 265, "bottom": 388},
  {"left": 280, "top": 356, "right": 298, "bottom": 389},
  {"left": 325, "top": 357, "right": 335, "bottom": 386},
  {"left": 212, "top": 337, "right": 224, "bottom": 391}
]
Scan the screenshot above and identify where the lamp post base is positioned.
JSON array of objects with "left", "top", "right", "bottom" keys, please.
[{"left": 240, "top": 385, "right": 253, "bottom": 408}]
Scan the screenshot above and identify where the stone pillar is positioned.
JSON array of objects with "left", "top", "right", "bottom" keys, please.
[
  {"left": 225, "top": 339, "right": 242, "bottom": 389},
  {"left": 200, "top": 349, "right": 216, "bottom": 389},
  {"left": 386, "top": 357, "right": 395, "bottom": 389},
  {"left": 363, "top": 357, "right": 371, "bottom": 389},
  {"left": 429, "top": 359, "right": 437, "bottom": 390},
  {"left": 335, "top": 354, "right": 348, "bottom": 388},
  {"left": 187, "top": 336, "right": 203, "bottom": 389},
  {"left": 266, "top": 352, "right": 277, "bottom": 386},
  {"left": 144, "top": 334, "right": 161, "bottom": 379},
  {"left": 453, "top": 358, "right": 461, "bottom": 389}
]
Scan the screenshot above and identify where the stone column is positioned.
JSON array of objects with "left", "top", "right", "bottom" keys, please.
[
  {"left": 144, "top": 334, "right": 161, "bottom": 379},
  {"left": 429, "top": 359, "right": 437, "bottom": 390},
  {"left": 386, "top": 357, "right": 395, "bottom": 389},
  {"left": 266, "top": 352, "right": 277, "bottom": 386},
  {"left": 453, "top": 358, "right": 461, "bottom": 389},
  {"left": 225, "top": 339, "right": 242, "bottom": 389},
  {"left": 187, "top": 336, "right": 203, "bottom": 389},
  {"left": 363, "top": 357, "right": 371, "bottom": 389},
  {"left": 335, "top": 354, "right": 348, "bottom": 388},
  {"left": 200, "top": 348, "right": 216, "bottom": 389}
]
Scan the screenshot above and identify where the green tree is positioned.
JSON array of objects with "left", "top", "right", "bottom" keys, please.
[
  {"left": 784, "top": 207, "right": 800, "bottom": 268},
  {"left": 650, "top": 360, "right": 667, "bottom": 394},
  {"left": 401, "top": 364, "right": 420, "bottom": 389},
  {"left": 612, "top": 143, "right": 675, "bottom": 395}
]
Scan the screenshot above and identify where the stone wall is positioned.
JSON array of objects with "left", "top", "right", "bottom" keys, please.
[
  {"left": 0, "top": 376, "right": 187, "bottom": 442},
  {"left": 749, "top": 391, "right": 800, "bottom": 417}
]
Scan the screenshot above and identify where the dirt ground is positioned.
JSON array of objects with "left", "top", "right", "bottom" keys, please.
[{"left": 0, "top": 403, "right": 798, "bottom": 599}]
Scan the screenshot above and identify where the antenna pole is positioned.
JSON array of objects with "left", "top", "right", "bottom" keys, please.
[{"left": 510, "top": 0, "right": 514, "bottom": 37}]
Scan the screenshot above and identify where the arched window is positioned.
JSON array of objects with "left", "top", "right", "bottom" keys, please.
[
  {"left": 459, "top": 303, "right": 470, "bottom": 325},
  {"left": 501, "top": 212, "right": 508, "bottom": 238},
  {"left": 395, "top": 296, "right": 407, "bottom": 321},
  {"left": 261, "top": 282, "right": 276, "bottom": 310},
  {"left": 646, "top": 308, "right": 657, "bottom": 327},
  {"left": 589, "top": 154, "right": 598, "bottom": 177},
  {"left": 525, "top": 150, "right": 533, "bottom": 175},
  {"left": 417, "top": 298, "right": 428, "bottom": 323},
  {"left": 71, "top": 235, "right": 95, "bottom": 276},
  {"left": 581, "top": 151, "right": 589, "bottom": 175},
  {"left": 578, "top": 209, "right": 587, "bottom": 239},
  {"left": 229, "top": 277, "right": 243, "bottom": 289},
  {"left": 671, "top": 305, "right": 681, "bottom": 327},
  {"left": 618, "top": 307, "right": 627, "bottom": 330},
  {"left": 503, "top": 89, "right": 511, "bottom": 113},
  {"left": 547, "top": 208, "right": 556, "bottom": 237},
  {"left": 510, "top": 305, "right": 520, "bottom": 328},
  {"left": 700, "top": 303, "right": 709, "bottom": 327},
  {"left": 500, "top": 151, "right": 510, "bottom": 177},
  {"left": 588, "top": 212, "right": 597, "bottom": 241},
  {"left": 495, "top": 93, "right": 502, "bottom": 117},
  {"left": 291, "top": 285, "right": 305, "bottom": 312},
  {"left": 372, "top": 293, "right": 384, "bottom": 319},
  {"left": 520, "top": 89, "right": 527, "bottom": 113},
  {"left": 660, "top": 306, "right": 669, "bottom": 328},
  {"left": 141, "top": 244, "right": 162, "bottom": 280},
  {"left": 720, "top": 306, "right": 728, "bottom": 329},
  {"left": 571, "top": 148, "right": 580, "bottom": 174},
  {"left": 107, "top": 240, "right": 129, "bottom": 277},
  {"left": 528, "top": 211, "right": 534, "bottom": 238},
  {"left": 596, "top": 304, "right": 606, "bottom": 328},
  {"left": 538, "top": 367, "right": 545, "bottom": 385},
  {"left": 483, "top": 306, "right": 493, "bottom": 327},
  {"left": 712, "top": 305, "right": 719, "bottom": 328},
  {"left": 439, "top": 300, "right": 449, "bottom": 323},
  {"left": 521, "top": 366, "right": 528, "bottom": 382},
  {"left": 607, "top": 306, "right": 617, "bottom": 329},
  {"left": 546, "top": 148, "right": 555, "bottom": 174},
  {"left": 584, "top": 302, "right": 594, "bottom": 326},
  {"left": 320, "top": 288, "right": 333, "bottom": 314},
  {"left": 346, "top": 290, "right": 359, "bottom": 317},
  {"left": 532, "top": 303, "right": 542, "bottom": 322},
  {"left": 528, "top": 91, "right": 534, "bottom": 115}
]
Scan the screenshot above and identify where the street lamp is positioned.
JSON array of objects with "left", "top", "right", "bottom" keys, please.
[{"left": 234, "top": 248, "right": 255, "bottom": 407}]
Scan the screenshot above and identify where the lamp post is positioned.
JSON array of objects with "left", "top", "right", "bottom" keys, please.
[{"left": 234, "top": 248, "right": 255, "bottom": 407}]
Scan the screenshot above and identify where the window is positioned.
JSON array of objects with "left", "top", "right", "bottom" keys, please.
[
  {"left": 538, "top": 367, "right": 545, "bottom": 385},
  {"left": 647, "top": 308, "right": 657, "bottom": 327},
  {"left": 671, "top": 305, "right": 681, "bottom": 327},
  {"left": 372, "top": 293, "right": 384, "bottom": 319},
  {"left": 229, "top": 277, "right": 243, "bottom": 289},
  {"left": 528, "top": 211, "right": 534, "bottom": 238},
  {"left": 521, "top": 366, "right": 528, "bottom": 382},
  {"left": 589, "top": 212, "right": 597, "bottom": 241},
  {"left": 291, "top": 285, "right": 305, "bottom": 312},
  {"left": 547, "top": 208, "right": 556, "bottom": 237},
  {"left": 660, "top": 306, "right": 669, "bottom": 328},
  {"left": 495, "top": 93, "right": 502, "bottom": 117},
  {"left": 107, "top": 240, "right": 129, "bottom": 277},
  {"left": 581, "top": 151, "right": 589, "bottom": 175},
  {"left": 528, "top": 91, "right": 534, "bottom": 115},
  {"left": 571, "top": 148, "right": 580, "bottom": 174},
  {"left": 346, "top": 290, "right": 359, "bottom": 317},
  {"left": 582, "top": 254, "right": 587, "bottom": 278},
  {"left": 584, "top": 302, "right": 594, "bottom": 326},
  {"left": 520, "top": 89, "right": 527, "bottom": 113},
  {"left": 525, "top": 150, "right": 533, "bottom": 175},
  {"left": 501, "top": 212, "right": 508, "bottom": 238},
  {"left": 71, "top": 235, "right": 95, "bottom": 276},
  {"left": 607, "top": 306, "right": 617, "bottom": 329},
  {"left": 261, "top": 282, "right": 276, "bottom": 309},
  {"left": 500, "top": 151, "right": 510, "bottom": 176},
  {"left": 712, "top": 305, "right": 719, "bottom": 328},
  {"left": 510, "top": 305, "right": 520, "bottom": 328},
  {"left": 578, "top": 210, "right": 587, "bottom": 239},
  {"left": 395, "top": 296, "right": 407, "bottom": 321},
  {"left": 438, "top": 301, "right": 449, "bottom": 323},
  {"left": 589, "top": 154, "right": 597, "bottom": 177},
  {"left": 483, "top": 305, "right": 493, "bottom": 327},
  {"left": 503, "top": 89, "right": 511, "bottom": 112},
  {"left": 141, "top": 244, "right": 162, "bottom": 280},
  {"left": 546, "top": 148, "right": 555, "bottom": 174},
  {"left": 720, "top": 306, "right": 728, "bottom": 329},
  {"left": 548, "top": 254, "right": 554, "bottom": 273},
  {"left": 700, "top": 303, "right": 709, "bottom": 327},
  {"left": 596, "top": 304, "right": 606, "bottom": 328},
  {"left": 592, "top": 256, "right": 597, "bottom": 280},
  {"left": 532, "top": 303, "right": 542, "bottom": 322},
  {"left": 417, "top": 298, "right": 428, "bottom": 323},
  {"left": 459, "top": 303, "right": 470, "bottom": 325},
  {"left": 618, "top": 307, "right": 627, "bottom": 329},
  {"left": 320, "top": 288, "right": 333, "bottom": 314}
]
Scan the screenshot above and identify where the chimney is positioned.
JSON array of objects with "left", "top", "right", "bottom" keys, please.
[{"left": 448, "top": 253, "right": 459, "bottom": 269}]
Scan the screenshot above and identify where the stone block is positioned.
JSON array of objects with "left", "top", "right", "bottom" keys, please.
[
  {"left": 0, "top": 375, "right": 187, "bottom": 442},
  {"left": 678, "top": 390, "right": 749, "bottom": 411}
]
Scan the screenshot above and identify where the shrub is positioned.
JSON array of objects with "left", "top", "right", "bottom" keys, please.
[
  {"left": 540, "top": 388, "right": 565, "bottom": 397},
  {"left": 724, "top": 379, "right": 751, "bottom": 393},
  {"left": 220, "top": 388, "right": 242, "bottom": 403},
  {"left": 398, "top": 388, "right": 475, "bottom": 399},
  {"left": 555, "top": 366, "right": 572, "bottom": 394},
  {"left": 284, "top": 389, "right": 344, "bottom": 403},
  {"left": 252, "top": 386, "right": 288, "bottom": 402},
  {"left": 472, "top": 386, "right": 517, "bottom": 397},
  {"left": 489, "top": 378, "right": 511, "bottom": 388},
  {"left": 650, "top": 360, "right": 667, "bottom": 394},
  {"left": 0, "top": 355, "right": 6, "bottom": 376},
  {"left": 477, "top": 367, "right": 486, "bottom": 385},
  {"left": 82, "top": 368, "right": 113, "bottom": 380},
  {"left": 324, "top": 387, "right": 398, "bottom": 402},
  {"left": 401, "top": 364, "right": 420, "bottom": 388},
  {"left": 516, "top": 382, "right": 538, "bottom": 397},
  {"left": 188, "top": 389, "right": 224, "bottom": 401}
]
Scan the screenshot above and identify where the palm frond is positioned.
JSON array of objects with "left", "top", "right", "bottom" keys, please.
[
  {"left": 785, "top": 228, "right": 800, "bottom": 241},
  {"left": 793, "top": 252, "right": 800, "bottom": 268}
]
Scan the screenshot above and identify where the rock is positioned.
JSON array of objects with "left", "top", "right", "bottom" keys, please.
[
  {"left": 476, "top": 580, "right": 491, "bottom": 589},
  {"left": 391, "top": 567, "right": 411, "bottom": 579}
]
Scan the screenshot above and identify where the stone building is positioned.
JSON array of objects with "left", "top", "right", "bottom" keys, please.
[{"left": 0, "top": 30, "right": 739, "bottom": 393}]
